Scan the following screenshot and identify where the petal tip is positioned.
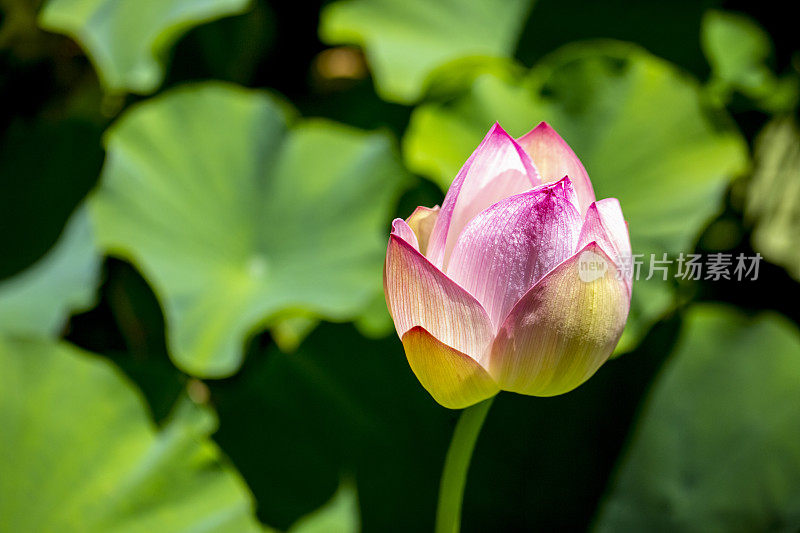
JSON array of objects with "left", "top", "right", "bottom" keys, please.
[
  {"left": 485, "top": 121, "right": 514, "bottom": 142},
  {"left": 519, "top": 121, "right": 558, "bottom": 143},
  {"left": 532, "top": 175, "right": 578, "bottom": 207},
  {"left": 577, "top": 240, "right": 614, "bottom": 263},
  {"left": 596, "top": 197, "right": 622, "bottom": 210},
  {"left": 390, "top": 217, "right": 406, "bottom": 235},
  {"left": 388, "top": 223, "right": 419, "bottom": 252},
  {"left": 547, "top": 174, "right": 573, "bottom": 190}
]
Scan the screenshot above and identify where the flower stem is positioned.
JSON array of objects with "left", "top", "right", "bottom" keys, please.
[{"left": 435, "top": 397, "right": 495, "bottom": 533}]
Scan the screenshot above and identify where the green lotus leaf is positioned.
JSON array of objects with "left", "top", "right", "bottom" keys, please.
[
  {"left": 0, "top": 207, "right": 101, "bottom": 337},
  {"left": 38, "top": 0, "right": 252, "bottom": 94},
  {"left": 289, "top": 482, "right": 359, "bottom": 533},
  {"left": 319, "top": 0, "right": 533, "bottom": 103},
  {"left": 404, "top": 41, "right": 748, "bottom": 353},
  {"left": 90, "top": 82, "right": 410, "bottom": 377},
  {"left": 594, "top": 304, "right": 800, "bottom": 531},
  {"left": 0, "top": 336, "right": 263, "bottom": 532},
  {"left": 701, "top": 9, "right": 798, "bottom": 111},
  {"left": 702, "top": 10, "right": 772, "bottom": 96}
]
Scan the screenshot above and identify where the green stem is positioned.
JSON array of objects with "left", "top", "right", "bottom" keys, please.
[{"left": 435, "top": 397, "right": 495, "bottom": 533}]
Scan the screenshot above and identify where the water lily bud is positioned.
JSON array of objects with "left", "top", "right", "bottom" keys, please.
[{"left": 384, "top": 123, "right": 631, "bottom": 409}]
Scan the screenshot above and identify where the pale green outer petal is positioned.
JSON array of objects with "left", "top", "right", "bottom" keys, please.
[
  {"left": 401, "top": 325, "right": 499, "bottom": 409},
  {"left": 490, "top": 243, "right": 629, "bottom": 397}
]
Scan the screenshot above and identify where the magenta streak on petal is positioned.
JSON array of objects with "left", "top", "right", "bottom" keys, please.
[
  {"left": 446, "top": 177, "right": 583, "bottom": 330},
  {"left": 384, "top": 219, "right": 494, "bottom": 366},
  {"left": 426, "top": 123, "right": 540, "bottom": 271},
  {"left": 517, "top": 122, "right": 595, "bottom": 215},
  {"left": 576, "top": 198, "right": 632, "bottom": 294}
]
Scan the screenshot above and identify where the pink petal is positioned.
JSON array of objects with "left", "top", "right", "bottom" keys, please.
[
  {"left": 577, "top": 198, "right": 632, "bottom": 293},
  {"left": 446, "top": 177, "right": 582, "bottom": 329},
  {"left": 405, "top": 205, "right": 439, "bottom": 256},
  {"left": 384, "top": 219, "right": 494, "bottom": 365},
  {"left": 517, "top": 122, "right": 595, "bottom": 215},
  {"left": 427, "top": 123, "right": 540, "bottom": 270},
  {"left": 390, "top": 217, "right": 419, "bottom": 250},
  {"left": 401, "top": 325, "right": 499, "bottom": 409},
  {"left": 489, "top": 242, "right": 630, "bottom": 397}
]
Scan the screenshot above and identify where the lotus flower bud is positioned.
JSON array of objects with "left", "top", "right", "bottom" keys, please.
[{"left": 384, "top": 123, "right": 631, "bottom": 409}]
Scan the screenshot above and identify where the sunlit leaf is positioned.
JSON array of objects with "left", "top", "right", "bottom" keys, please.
[
  {"left": 594, "top": 304, "right": 800, "bottom": 531},
  {"left": 746, "top": 117, "right": 800, "bottom": 281},
  {"left": 0, "top": 207, "right": 101, "bottom": 337},
  {"left": 701, "top": 9, "right": 798, "bottom": 112},
  {"left": 271, "top": 312, "right": 319, "bottom": 354},
  {"left": 404, "top": 42, "right": 748, "bottom": 352},
  {"left": 0, "top": 336, "right": 263, "bottom": 532},
  {"left": 289, "top": 482, "right": 360, "bottom": 533},
  {"left": 38, "top": 0, "right": 252, "bottom": 94},
  {"left": 319, "top": 0, "right": 534, "bottom": 103},
  {"left": 90, "top": 82, "right": 410, "bottom": 377},
  {"left": 703, "top": 10, "right": 772, "bottom": 94}
]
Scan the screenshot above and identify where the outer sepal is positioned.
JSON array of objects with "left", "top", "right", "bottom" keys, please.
[
  {"left": 402, "top": 326, "right": 499, "bottom": 409},
  {"left": 489, "top": 242, "right": 629, "bottom": 397}
]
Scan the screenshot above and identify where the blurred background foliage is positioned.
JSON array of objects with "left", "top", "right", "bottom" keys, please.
[{"left": 0, "top": 0, "right": 799, "bottom": 531}]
